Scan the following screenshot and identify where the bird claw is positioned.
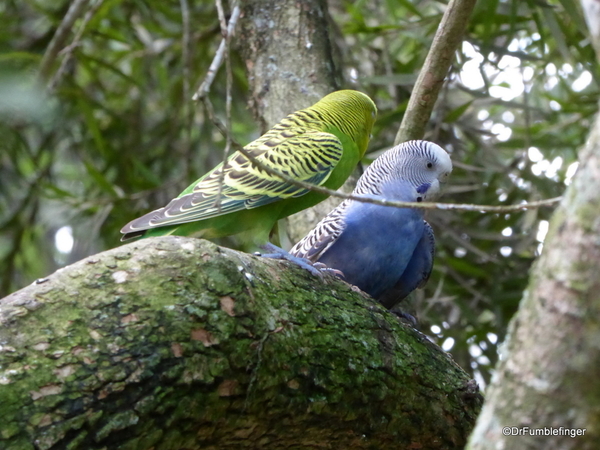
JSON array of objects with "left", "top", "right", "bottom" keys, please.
[
  {"left": 257, "top": 244, "right": 348, "bottom": 279},
  {"left": 312, "top": 262, "right": 345, "bottom": 278},
  {"left": 258, "top": 243, "right": 325, "bottom": 278},
  {"left": 389, "top": 308, "right": 418, "bottom": 326}
]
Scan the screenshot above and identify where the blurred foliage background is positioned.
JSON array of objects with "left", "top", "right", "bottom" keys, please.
[{"left": 0, "top": 0, "right": 596, "bottom": 386}]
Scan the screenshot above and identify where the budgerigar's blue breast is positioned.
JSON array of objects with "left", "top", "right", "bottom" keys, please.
[
  {"left": 317, "top": 183, "right": 425, "bottom": 299},
  {"left": 377, "top": 221, "right": 435, "bottom": 308}
]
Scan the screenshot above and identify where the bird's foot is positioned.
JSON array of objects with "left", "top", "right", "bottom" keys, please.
[
  {"left": 257, "top": 243, "right": 342, "bottom": 278},
  {"left": 312, "top": 262, "right": 345, "bottom": 278},
  {"left": 389, "top": 307, "right": 418, "bottom": 327}
]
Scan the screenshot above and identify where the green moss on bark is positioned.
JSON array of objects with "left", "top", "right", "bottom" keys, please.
[{"left": 1, "top": 237, "right": 480, "bottom": 449}]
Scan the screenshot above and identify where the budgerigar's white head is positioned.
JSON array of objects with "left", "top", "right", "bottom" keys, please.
[{"left": 356, "top": 140, "right": 452, "bottom": 200}]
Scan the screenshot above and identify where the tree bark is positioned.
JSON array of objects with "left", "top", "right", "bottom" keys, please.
[
  {"left": 239, "top": 0, "right": 351, "bottom": 244},
  {"left": 394, "top": 0, "right": 477, "bottom": 144},
  {"left": 466, "top": 101, "right": 600, "bottom": 450},
  {"left": 467, "top": 4, "right": 600, "bottom": 449},
  {"left": 0, "top": 237, "right": 481, "bottom": 449},
  {"left": 239, "top": 0, "right": 342, "bottom": 129}
]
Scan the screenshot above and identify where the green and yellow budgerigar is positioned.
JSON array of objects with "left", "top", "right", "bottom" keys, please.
[{"left": 120, "top": 90, "right": 377, "bottom": 250}]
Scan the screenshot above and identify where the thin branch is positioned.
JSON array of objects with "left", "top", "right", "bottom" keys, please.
[
  {"left": 395, "top": 0, "right": 477, "bottom": 143},
  {"left": 180, "top": 0, "right": 193, "bottom": 177},
  {"left": 215, "top": 0, "right": 228, "bottom": 32},
  {"left": 192, "top": 5, "right": 241, "bottom": 101},
  {"left": 212, "top": 0, "right": 236, "bottom": 211},
  {"left": 47, "top": 0, "right": 105, "bottom": 91},
  {"left": 522, "top": 64, "right": 533, "bottom": 151},
  {"left": 191, "top": 0, "right": 555, "bottom": 215},
  {"left": 200, "top": 95, "right": 561, "bottom": 214},
  {"left": 39, "top": 0, "right": 90, "bottom": 81}
]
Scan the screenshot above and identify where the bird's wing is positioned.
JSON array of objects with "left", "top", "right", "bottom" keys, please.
[
  {"left": 378, "top": 220, "right": 435, "bottom": 309},
  {"left": 289, "top": 200, "right": 351, "bottom": 262},
  {"left": 414, "top": 221, "right": 435, "bottom": 288},
  {"left": 121, "top": 131, "right": 343, "bottom": 232}
]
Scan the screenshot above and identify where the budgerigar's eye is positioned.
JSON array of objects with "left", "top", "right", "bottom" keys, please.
[{"left": 426, "top": 162, "right": 433, "bottom": 169}]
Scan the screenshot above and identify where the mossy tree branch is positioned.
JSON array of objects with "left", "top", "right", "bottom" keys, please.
[{"left": 1, "top": 237, "right": 481, "bottom": 449}]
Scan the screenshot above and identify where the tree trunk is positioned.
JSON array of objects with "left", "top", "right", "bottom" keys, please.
[
  {"left": 239, "top": 0, "right": 352, "bottom": 244},
  {"left": 467, "top": 100, "right": 600, "bottom": 450},
  {"left": 467, "top": 5, "right": 600, "bottom": 448},
  {"left": 1, "top": 237, "right": 480, "bottom": 449},
  {"left": 239, "top": 0, "right": 342, "bottom": 129}
]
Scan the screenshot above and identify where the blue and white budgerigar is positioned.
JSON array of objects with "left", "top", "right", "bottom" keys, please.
[{"left": 290, "top": 140, "right": 452, "bottom": 308}]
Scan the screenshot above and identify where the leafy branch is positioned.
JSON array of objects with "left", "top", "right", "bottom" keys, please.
[
  {"left": 191, "top": 0, "right": 559, "bottom": 215},
  {"left": 395, "top": 0, "right": 478, "bottom": 143}
]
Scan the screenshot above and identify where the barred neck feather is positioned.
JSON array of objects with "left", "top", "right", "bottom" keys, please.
[
  {"left": 257, "top": 90, "right": 376, "bottom": 150},
  {"left": 313, "top": 90, "right": 377, "bottom": 139},
  {"left": 355, "top": 140, "right": 452, "bottom": 197}
]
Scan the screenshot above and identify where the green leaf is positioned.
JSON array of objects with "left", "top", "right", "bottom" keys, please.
[
  {"left": 444, "top": 100, "right": 474, "bottom": 123},
  {"left": 83, "top": 160, "right": 118, "bottom": 197}
]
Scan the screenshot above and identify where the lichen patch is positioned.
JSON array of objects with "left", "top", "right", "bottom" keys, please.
[
  {"left": 191, "top": 328, "right": 218, "bottom": 347},
  {"left": 220, "top": 296, "right": 236, "bottom": 316},
  {"left": 111, "top": 271, "right": 129, "bottom": 284},
  {"left": 30, "top": 384, "right": 62, "bottom": 400}
]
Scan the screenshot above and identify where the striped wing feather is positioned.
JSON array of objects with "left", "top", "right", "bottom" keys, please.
[
  {"left": 290, "top": 200, "right": 350, "bottom": 261},
  {"left": 123, "top": 131, "right": 343, "bottom": 232}
]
